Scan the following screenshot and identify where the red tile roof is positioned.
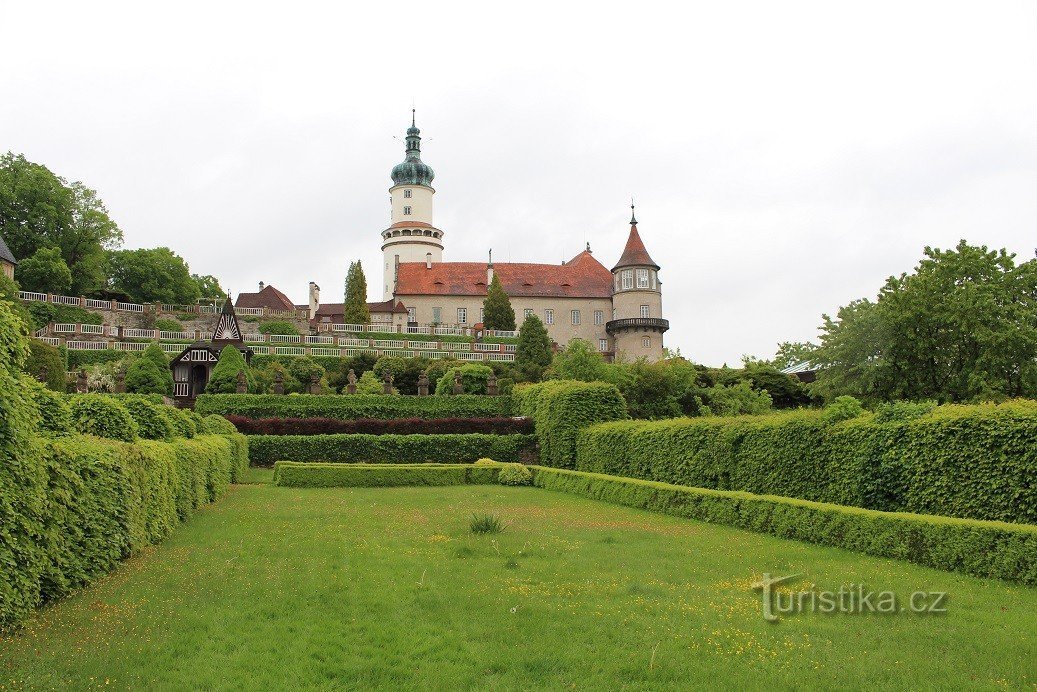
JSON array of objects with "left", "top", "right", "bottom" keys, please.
[
  {"left": 235, "top": 285, "right": 297, "bottom": 311},
  {"left": 313, "top": 300, "right": 409, "bottom": 322},
  {"left": 394, "top": 250, "right": 613, "bottom": 298},
  {"left": 612, "top": 224, "right": 659, "bottom": 270}
]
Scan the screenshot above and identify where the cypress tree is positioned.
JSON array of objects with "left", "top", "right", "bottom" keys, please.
[
  {"left": 482, "top": 274, "right": 516, "bottom": 330},
  {"left": 205, "top": 345, "right": 255, "bottom": 394},
  {"left": 515, "top": 313, "right": 552, "bottom": 376},
  {"left": 343, "top": 261, "right": 371, "bottom": 325}
]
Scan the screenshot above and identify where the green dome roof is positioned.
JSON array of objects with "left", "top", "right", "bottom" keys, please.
[{"left": 391, "top": 113, "right": 435, "bottom": 187}]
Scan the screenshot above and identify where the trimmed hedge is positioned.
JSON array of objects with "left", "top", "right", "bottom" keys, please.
[
  {"left": 247, "top": 433, "right": 536, "bottom": 466},
  {"left": 195, "top": 393, "right": 516, "bottom": 420},
  {"left": 516, "top": 380, "right": 628, "bottom": 468},
  {"left": 1, "top": 433, "right": 246, "bottom": 631},
  {"left": 530, "top": 467, "right": 1037, "bottom": 585},
  {"left": 225, "top": 415, "right": 533, "bottom": 436},
  {"left": 272, "top": 462, "right": 502, "bottom": 487},
  {"left": 575, "top": 401, "right": 1037, "bottom": 525}
]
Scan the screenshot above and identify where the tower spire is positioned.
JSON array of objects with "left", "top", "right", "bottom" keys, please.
[
  {"left": 630, "top": 198, "right": 637, "bottom": 226},
  {"left": 412, "top": 107, "right": 416, "bottom": 128}
]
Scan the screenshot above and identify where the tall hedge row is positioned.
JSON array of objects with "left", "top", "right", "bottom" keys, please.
[
  {"left": 515, "top": 380, "right": 628, "bottom": 468},
  {"left": 531, "top": 467, "right": 1037, "bottom": 585},
  {"left": 247, "top": 433, "right": 536, "bottom": 466},
  {"left": 575, "top": 401, "right": 1037, "bottom": 525},
  {"left": 195, "top": 393, "right": 515, "bottom": 419}
]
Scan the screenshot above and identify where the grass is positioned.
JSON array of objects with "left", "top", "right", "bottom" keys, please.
[{"left": 1, "top": 484, "right": 1035, "bottom": 689}]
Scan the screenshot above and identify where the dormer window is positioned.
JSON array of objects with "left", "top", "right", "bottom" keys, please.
[{"left": 403, "top": 189, "right": 412, "bottom": 198}]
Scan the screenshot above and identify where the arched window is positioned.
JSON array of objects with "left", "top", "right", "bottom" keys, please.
[
  {"left": 403, "top": 206, "right": 412, "bottom": 215},
  {"left": 404, "top": 189, "right": 412, "bottom": 198}
]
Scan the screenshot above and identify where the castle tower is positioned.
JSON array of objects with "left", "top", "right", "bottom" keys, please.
[
  {"left": 381, "top": 110, "right": 444, "bottom": 299},
  {"left": 607, "top": 204, "right": 668, "bottom": 361}
]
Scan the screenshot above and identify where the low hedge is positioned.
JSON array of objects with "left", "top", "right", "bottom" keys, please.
[
  {"left": 225, "top": 415, "right": 533, "bottom": 436},
  {"left": 1, "top": 432, "right": 246, "bottom": 631},
  {"left": 516, "top": 380, "right": 628, "bottom": 468},
  {"left": 195, "top": 393, "right": 515, "bottom": 420},
  {"left": 247, "top": 433, "right": 536, "bottom": 466},
  {"left": 531, "top": 467, "right": 1037, "bottom": 585},
  {"left": 272, "top": 462, "right": 502, "bottom": 487},
  {"left": 575, "top": 401, "right": 1037, "bottom": 525}
]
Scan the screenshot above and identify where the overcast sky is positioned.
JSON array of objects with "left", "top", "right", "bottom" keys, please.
[{"left": 2, "top": 1, "right": 1035, "bottom": 365}]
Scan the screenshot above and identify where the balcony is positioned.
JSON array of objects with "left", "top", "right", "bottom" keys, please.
[{"left": 605, "top": 317, "right": 669, "bottom": 334}]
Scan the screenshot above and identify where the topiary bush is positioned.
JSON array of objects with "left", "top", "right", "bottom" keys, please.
[
  {"left": 522, "top": 380, "right": 628, "bottom": 468},
  {"left": 205, "top": 345, "right": 255, "bottom": 394},
  {"left": 24, "top": 377, "right": 72, "bottom": 435},
  {"left": 822, "top": 395, "right": 866, "bottom": 424},
  {"left": 124, "top": 353, "right": 173, "bottom": 396},
  {"left": 164, "top": 407, "right": 199, "bottom": 438},
  {"left": 195, "top": 393, "right": 515, "bottom": 420},
  {"left": 200, "top": 414, "right": 237, "bottom": 436},
  {"left": 497, "top": 462, "right": 532, "bottom": 486},
  {"left": 272, "top": 462, "right": 501, "bottom": 488},
  {"left": 434, "top": 364, "right": 494, "bottom": 395},
  {"left": 67, "top": 394, "right": 139, "bottom": 441},
  {"left": 23, "top": 339, "right": 67, "bottom": 392},
  {"left": 121, "top": 397, "right": 175, "bottom": 441},
  {"left": 247, "top": 433, "right": 536, "bottom": 466},
  {"left": 223, "top": 415, "right": 533, "bottom": 436}
]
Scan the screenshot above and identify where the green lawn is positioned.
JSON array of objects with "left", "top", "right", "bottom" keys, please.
[{"left": 2, "top": 483, "right": 1035, "bottom": 690}]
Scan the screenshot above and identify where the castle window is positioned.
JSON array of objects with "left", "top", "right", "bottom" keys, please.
[
  {"left": 640, "top": 305, "right": 650, "bottom": 318},
  {"left": 480, "top": 308, "right": 485, "bottom": 323},
  {"left": 593, "top": 310, "right": 603, "bottom": 325},
  {"left": 404, "top": 189, "right": 412, "bottom": 198},
  {"left": 407, "top": 307, "right": 416, "bottom": 322},
  {"left": 621, "top": 270, "right": 633, "bottom": 290},
  {"left": 403, "top": 206, "right": 412, "bottom": 215},
  {"left": 524, "top": 308, "right": 533, "bottom": 319},
  {"left": 651, "top": 271, "right": 657, "bottom": 289},
  {"left": 545, "top": 309, "right": 554, "bottom": 325},
  {"left": 642, "top": 336, "right": 651, "bottom": 348},
  {"left": 432, "top": 307, "right": 442, "bottom": 323},
  {"left": 457, "top": 308, "right": 467, "bottom": 324},
  {"left": 637, "top": 269, "right": 649, "bottom": 288},
  {"left": 571, "top": 310, "right": 581, "bottom": 325},
  {"left": 599, "top": 339, "right": 608, "bottom": 352}
]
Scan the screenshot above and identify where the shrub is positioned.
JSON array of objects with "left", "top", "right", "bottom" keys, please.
[
  {"left": 355, "top": 370, "right": 389, "bottom": 395},
  {"left": 205, "top": 345, "right": 255, "bottom": 394},
  {"left": 435, "top": 364, "right": 494, "bottom": 395},
  {"left": 701, "top": 381, "right": 772, "bottom": 416},
  {"left": 531, "top": 466, "right": 1037, "bottom": 586},
  {"left": 196, "top": 393, "right": 515, "bottom": 420},
  {"left": 521, "top": 380, "right": 628, "bottom": 468},
  {"left": 247, "top": 433, "right": 536, "bottom": 466},
  {"left": 200, "top": 414, "right": 238, "bottom": 436},
  {"left": 272, "top": 462, "right": 501, "bottom": 488},
  {"left": 154, "top": 317, "right": 183, "bottom": 333},
  {"left": 497, "top": 463, "right": 532, "bottom": 486},
  {"left": 470, "top": 513, "right": 505, "bottom": 534},
  {"left": 68, "top": 394, "right": 138, "bottom": 441},
  {"left": 122, "top": 397, "right": 175, "bottom": 441},
  {"left": 124, "top": 353, "right": 172, "bottom": 396},
  {"left": 224, "top": 415, "right": 533, "bottom": 436},
  {"left": 822, "top": 395, "right": 865, "bottom": 423},
  {"left": 164, "top": 406, "right": 198, "bottom": 438},
  {"left": 25, "top": 378, "right": 72, "bottom": 435},
  {"left": 67, "top": 349, "right": 129, "bottom": 370},
  {"left": 258, "top": 320, "right": 300, "bottom": 336},
  {"left": 874, "top": 400, "right": 938, "bottom": 423},
  {"left": 575, "top": 402, "right": 1037, "bottom": 525},
  {"left": 24, "top": 339, "right": 67, "bottom": 391}
]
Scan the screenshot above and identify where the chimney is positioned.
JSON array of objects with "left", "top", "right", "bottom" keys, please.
[
  {"left": 308, "top": 281, "right": 320, "bottom": 320},
  {"left": 259, "top": 281, "right": 265, "bottom": 290},
  {"left": 425, "top": 253, "right": 432, "bottom": 269},
  {"left": 487, "top": 248, "right": 494, "bottom": 284}
]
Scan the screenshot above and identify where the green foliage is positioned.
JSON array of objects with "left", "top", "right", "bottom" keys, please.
[
  {"left": 125, "top": 343, "right": 173, "bottom": 396},
  {"left": 257, "top": 320, "right": 299, "bottom": 336},
  {"left": 16, "top": 246, "right": 72, "bottom": 294},
  {"left": 154, "top": 318, "right": 183, "bottom": 333},
  {"left": 247, "top": 433, "right": 535, "bottom": 466},
  {"left": 355, "top": 370, "right": 389, "bottom": 395},
  {"left": 549, "top": 339, "right": 610, "bottom": 382},
  {"left": 482, "top": 274, "right": 516, "bottom": 330},
  {"left": 821, "top": 395, "right": 865, "bottom": 423},
  {"left": 191, "top": 274, "right": 225, "bottom": 303},
  {"left": 68, "top": 394, "right": 138, "bottom": 441},
  {"left": 286, "top": 356, "right": 328, "bottom": 393},
  {"left": 25, "top": 301, "right": 102, "bottom": 332},
  {"left": 469, "top": 513, "right": 505, "bottom": 534},
  {"left": 574, "top": 401, "right": 1037, "bottom": 524},
  {"left": 700, "top": 381, "right": 772, "bottom": 416},
  {"left": 497, "top": 462, "right": 532, "bottom": 486},
  {"left": 434, "top": 364, "right": 494, "bottom": 395},
  {"left": 514, "top": 314, "right": 552, "bottom": 379},
  {"left": 165, "top": 407, "right": 198, "bottom": 438},
  {"left": 23, "top": 339, "right": 67, "bottom": 391},
  {"left": 206, "top": 345, "right": 254, "bottom": 394},
  {"left": 196, "top": 393, "right": 515, "bottom": 419},
  {"left": 272, "top": 462, "right": 501, "bottom": 488},
  {"left": 612, "top": 359, "right": 682, "bottom": 419},
  {"left": 25, "top": 377, "right": 72, "bottom": 435},
  {"left": 107, "top": 247, "right": 200, "bottom": 305},
  {"left": 812, "top": 241, "right": 1037, "bottom": 403},
  {"left": 200, "top": 414, "right": 237, "bottom": 436},
  {"left": 122, "top": 397, "right": 175, "bottom": 441},
  {"left": 530, "top": 467, "right": 1037, "bottom": 585},
  {"left": 741, "top": 363, "right": 811, "bottom": 409},
  {"left": 874, "top": 400, "right": 938, "bottom": 423},
  {"left": 518, "top": 380, "right": 628, "bottom": 468},
  {"left": 342, "top": 260, "right": 370, "bottom": 325},
  {"left": 0, "top": 152, "right": 123, "bottom": 295}
]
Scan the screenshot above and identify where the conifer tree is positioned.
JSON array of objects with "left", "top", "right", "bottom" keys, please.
[
  {"left": 343, "top": 261, "right": 371, "bottom": 325},
  {"left": 125, "top": 342, "right": 173, "bottom": 395},
  {"left": 482, "top": 274, "right": 516, "bottom": 330},
  {"left": 515, "top": 313, "right": 552, "bottom": 378},
  {"left": 205, "top": 345, "right": 255, "bottom": 394}
]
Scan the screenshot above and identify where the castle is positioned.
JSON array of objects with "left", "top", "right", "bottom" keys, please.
[{"left": 239, "top": 113, "right": 669, "bottom": 362}]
